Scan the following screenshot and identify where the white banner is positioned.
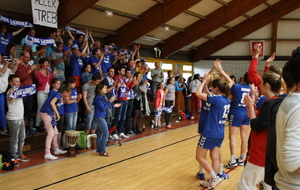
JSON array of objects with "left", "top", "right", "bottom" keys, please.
[{"left": 31, "top": 0, "right": 59, "bottom": 28}]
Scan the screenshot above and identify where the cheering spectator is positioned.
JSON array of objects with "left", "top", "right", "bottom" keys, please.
[
  {"left": 50, "top": 42, "right": 70, "bottom": 82},
  {"left": 0, "top": 24, "right": 24, "bottom": 55},
  {"left": 15, "top": 51, "right": 38, "bottom": 127},
  {"left": 151, "top": 62, "right": 164, "bottom": 100},
  {"left": 0, "top": 54, "right": 19, "bottom": 134}
]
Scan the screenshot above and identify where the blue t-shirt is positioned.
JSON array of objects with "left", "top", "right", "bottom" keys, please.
[
  {"left": 40, "top": 90, "right": 63, "bottom": 116},
  {"left": 93, "top": 95, "right": 111, "bottom": 118},
  {"left": 101, "top": 54, "right": 115, "bottom": 74},
  {"left": 70, "top": 54, "right": 84, "bottom": 76},
  {"left": 230, "top": 83, "right": 251, "bottom": 115},
  {"left": 64, "top": 88, "right": 78, "bottom": 113},
  {"left": 63, "top": 45, "right": 72, "bottom": 52},
  {"left": 89, "top": 56, "right": 100, "bottom": 74},
  {"left": 0, "top": 32, "right": 13, "bottom": 54},
  {"left": 202, "top": 95, "right": 230, "bottom": 139},
  {"left": 81, "top": 71, "right": 92, "bottom": 85}
]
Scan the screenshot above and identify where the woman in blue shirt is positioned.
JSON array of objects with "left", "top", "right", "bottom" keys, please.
[{"left": 93, "top": 84, "right": 120, "bottom": 156}]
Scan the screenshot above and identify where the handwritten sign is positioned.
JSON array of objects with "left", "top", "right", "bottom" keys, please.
[{"left": 31, "top": 0, "right": 59, "bottom": 28}]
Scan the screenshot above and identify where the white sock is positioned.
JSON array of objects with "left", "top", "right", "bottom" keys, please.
[
  {"left": 230, "top": 155, "right": 236, "bottom": 163},
  {"left": 239, "top": 154, "right": 245, "bottom": 161},
  {"left": 210, "top": 171, "right": 217, "bottom": 179},
  {"left": 219, "top": 164, "right": 223, "bottom": 175},
  {"left": 199, "top": 165, "right": 204, "bottom": 173}
]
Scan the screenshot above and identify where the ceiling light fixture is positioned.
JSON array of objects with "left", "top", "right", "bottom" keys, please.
[{"left": 105, "top": 10, "right": 113, "bottom": 17}]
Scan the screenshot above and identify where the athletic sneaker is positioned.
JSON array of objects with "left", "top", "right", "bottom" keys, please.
[
  {"left": 224, "top": 160, "right": 238, "bottom": 169},
  {"left": 54, "top": 149, "right": 67, "bottom": 155},
  {"left": 127, "top": 130, "right": 136, "bottom": 135},
  {"left": 209, "top": 176, "right": 223, "bottom": 189},
  {"left": 119, "top": 133, "right": 129, "bottom": 139},
  {"left": 200, "top": 179, "right": 211, "bottom": 188},
  {"left": 217, "top": 171, "right": 230, "bottom": 179},
  {"left": 196, "top": 172, "right": 206, "bottom": 180},
  {"left": 14, "top": 159, "right": 20, "bottom": 166},
  {"left": 19, "top": 155, "right": 29, "bottom": 162},
  {"left": 112, "top": 134, "right": 120, "bottom": 140},
  {"left": 237, "top": 159, "right": 244, "bottom": 166},
  {"left": 44, "top": 154, "right": 58, "bottom": 160}
]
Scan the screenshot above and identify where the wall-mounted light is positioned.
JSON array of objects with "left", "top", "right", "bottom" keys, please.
[
  {"left": 164, "top": 25, "right": 169, "bottom": 31},
  {"left": 105, "top": 10, "right": 113, "bottom": 17}
]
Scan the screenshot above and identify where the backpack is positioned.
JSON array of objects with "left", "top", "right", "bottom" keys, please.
[
  {"left": 76, "top": 131, "right": 87, "bottom": 149},
  {"left": 179, "top": 111, "right": 187, "bottom": 120},
  {"left": 1, "top": 151, "right": 14, "bottom": 170}
]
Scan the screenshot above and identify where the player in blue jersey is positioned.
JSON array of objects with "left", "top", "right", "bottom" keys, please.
[
  {"left": 225, "top": 72, "right": 252, "bottom": 169},
  {"left": 195, "top": 59, "right": 233, "bottom": 189}
]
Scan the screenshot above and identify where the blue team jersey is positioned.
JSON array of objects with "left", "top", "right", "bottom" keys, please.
[
  {"left": 256, "top": 95, "right": 267, "bottom": 110},
  {"left": 64, "top": 88, "right": 78, "bottom": 113},
  {"left": 40, "top": 90, "right": 63, "bottom": 116},
  {"left": 230, "top": 84, "right": 251, "bottom": 115},
  {"left": 198, "top": 99, "right": 211, "bottom": 134},
  {"left": 101, "top": 54, "right": 115, "bottom": 74},
  {"left": 70, "top": 54, "right": 84, "bottom": 76},
  {"left": 89, "top": 56, "right": 100, "bottom": 74},
  {"left": 202, "top": 95, "right": 230, "bottom": 139}
]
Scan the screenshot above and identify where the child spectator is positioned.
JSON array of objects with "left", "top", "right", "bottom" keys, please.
[
  {"left": 154, "top": 82, "right": 165, "bottom": 129},
  {"left": 40, "top": 79, "right": 71, "bottom": 160},
  {"left": 64, "top": 77, "right": 82, "bottom": 131},
  {"left": 6, "top": 75, "right": 28, "bottom": 166}
]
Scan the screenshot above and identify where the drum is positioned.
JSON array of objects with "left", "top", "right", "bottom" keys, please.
[
  {"left": 91, "top": 135, "right": 97, "bottom": 149},
  {"left": 65, "top": 130, "right": 80, "bottom": 157}
]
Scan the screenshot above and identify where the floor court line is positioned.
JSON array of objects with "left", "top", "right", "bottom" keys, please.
[{"left": 34, "top": 132, "right": 199, "bottom": 189}]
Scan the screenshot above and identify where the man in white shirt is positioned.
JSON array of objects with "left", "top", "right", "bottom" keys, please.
[
  {"left": 151, "top": 62, "right": 164, "bottom": 100},
  {"left": 0, "top": 54, "right": 19, "bottom": 134}
]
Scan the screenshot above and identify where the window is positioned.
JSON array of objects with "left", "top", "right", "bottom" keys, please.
[{"left": 183, "top": 65, "right": 192, "bottom": 71}]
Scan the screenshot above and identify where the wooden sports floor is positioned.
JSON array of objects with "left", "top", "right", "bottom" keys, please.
[{"left": 0, "top": 118, "right": 248, "bottom": 190}]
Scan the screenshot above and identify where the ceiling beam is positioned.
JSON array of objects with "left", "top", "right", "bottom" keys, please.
[
  {"left": 104, "top": 0, "right": 202, "bottom": 48},
  {"left": 153, "top": 0, "right": 165, "bottom": 3},
  {"left": 57, "top": 0, "right": 99, "bottom": 28},
  {"left": 215, "top": 0, "right": 229, "bottom": 6},
  {"left": 271, "top": 19, "right": 278, "bottom": 54},
  {"left": 90, "top": 5, "right": 139, "bottom": 19},
  {"left": 190, "top": 0, "right": 300, "bottom": 62},
  {"left": 163, "top": 24, "right": 185, "bottom": 32},
  {"left": 159, "top": 0, "right": 268, "bottom": 58},
  {"left": 184, "top": 10, "right": 207, "bottom": 20}
]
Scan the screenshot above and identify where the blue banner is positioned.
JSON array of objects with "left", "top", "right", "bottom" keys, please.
[
  {"left": 25, "top": 35, "right": 56, "bottom": 47},
  {"left": 7, "top": 84, "right": 37, "bottom": 98},
  {"left": 65, "top": 26, "right": 87, "bottom": 36},
  {"left": 0, "top": 15, "right": 34, "bottom": 28},
  {"left": 163, "top": 105, "right": 174, "bottom": 113}
]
